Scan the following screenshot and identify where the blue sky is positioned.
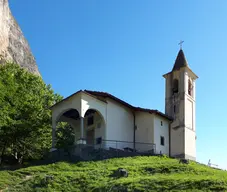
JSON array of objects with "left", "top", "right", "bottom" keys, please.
[{"left": 10, "top": 0, "right": 227, "bottom": 169}]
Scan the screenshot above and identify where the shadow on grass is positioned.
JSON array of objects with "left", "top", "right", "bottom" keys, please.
[{"left": 0, "top": 148, "right": 164, "bottom": 171}]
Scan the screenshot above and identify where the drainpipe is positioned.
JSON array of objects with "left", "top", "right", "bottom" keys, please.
[{"left": 133, "top": 112, "right": 136, "bottom": 151}]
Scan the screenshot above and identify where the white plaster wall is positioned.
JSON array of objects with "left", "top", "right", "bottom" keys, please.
[
  {"left": 105, "top": 99, "right": 134, "bottom": 149},
  {"left": 135, "top": 112, "right": 154, "bottom": 152},
  {"left": 184, "top": 128, "right": 196, "bottom": 159},
  {"left": 192, "top": 81, "right": 196, "bottom": 132},
  {"left": 181, "top": 69, "right": 186, "bottom": 92},
  {"left": 81, "top": 93, "right": 107, "bottom": 123},
  {"left": 170, "top": 127, "right": 184, "bottom": 156},
  {"left": 52, "top": 93, "right": 81, "bottom": 123},
  {"left": 185, "top": 98, "right": 193, "bottom": 129},
  {"left": 154, "top": 116, "right": 169, "bottom": 155},
  {"left": 84, "top": 112, "right": 105, "bottom": 142}
]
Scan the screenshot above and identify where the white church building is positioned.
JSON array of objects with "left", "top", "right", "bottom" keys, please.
[{"left": 50, "top": 48, "right": 198, "bottom": 160}]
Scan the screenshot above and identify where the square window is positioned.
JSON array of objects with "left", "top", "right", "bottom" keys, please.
[{"left": 160, "top": 136, "right": 165, "bottom": 146}]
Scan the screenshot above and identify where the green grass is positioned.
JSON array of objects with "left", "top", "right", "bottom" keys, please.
[{"left": 1, "top": 156, "right": 227, "bottom": 191}]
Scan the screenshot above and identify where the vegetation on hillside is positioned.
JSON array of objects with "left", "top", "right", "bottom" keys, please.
[
  {"left": 0, "top": 63, "right": 226, "bottom": 192},
  {"left": 0, "top": 63, "right": 63, "bottom": 164},
  {"left": 0, "top": 156, "right": 227, "bottom": 191}
]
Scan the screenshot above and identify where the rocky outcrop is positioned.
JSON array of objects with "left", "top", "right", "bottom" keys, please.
[{"left": 0, "top": 0, "right": 40, "bottom": 75}]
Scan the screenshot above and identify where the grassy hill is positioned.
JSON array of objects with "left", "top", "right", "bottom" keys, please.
[{"left": 1, "top": 156, "right": 227, "bottom": 191}]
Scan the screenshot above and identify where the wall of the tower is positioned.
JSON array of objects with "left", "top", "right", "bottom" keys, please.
[
  {"left": 170, "top": 127, "right": 184, "bottom": 157},
  {"left": 183, "top": 71, "right": 196, "bottom": 159},
  {"left": 184, "top": 128, "right": 196, "bottom": 159},
  {"left": 164, "top": 67, "right": 197, "bottom": 160}
]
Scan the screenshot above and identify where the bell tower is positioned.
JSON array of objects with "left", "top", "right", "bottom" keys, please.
[{"left": 163, "top": 48, "right": 198, "bottom": 160}]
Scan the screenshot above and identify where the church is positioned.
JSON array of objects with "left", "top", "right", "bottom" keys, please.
[{"left": 50, "top": 48, "right": 198, "bottom": 160}]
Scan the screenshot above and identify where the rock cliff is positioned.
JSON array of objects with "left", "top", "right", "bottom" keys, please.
[{"left": 0, "top": 0, "right": 40, "bottom": 75}]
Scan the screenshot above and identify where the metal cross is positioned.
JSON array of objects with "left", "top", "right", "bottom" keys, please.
[{"left": 178, "top": 40, "right": 184, "bottom": 49}]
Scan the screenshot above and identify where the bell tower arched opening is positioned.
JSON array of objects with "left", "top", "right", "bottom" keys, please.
[
  {"left": 172, "top": 79, "right": 179, "bottom": 95},
  {"left": 188, "top": 79, "right": 193, "bottom": 97}
]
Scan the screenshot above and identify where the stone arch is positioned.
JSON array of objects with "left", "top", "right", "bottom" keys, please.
[
  {"left": 54, "top": 108, "right": 80, "bottom": 123},
  {"left": 83, "top": 108, "right": 106, "bottom": 145},
  {"left": 84, "top": 108, "right": 106, "bottom": 125},
  {"left": 54, "top": 108, "right": 81, "bottom": 148},
  {"left": 188, "top": 79, "right": 193, "bottom": 96}
]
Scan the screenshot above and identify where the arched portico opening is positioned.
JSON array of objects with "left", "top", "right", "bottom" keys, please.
[
  {"left": 83, "top": 109, "right": 106, "bottom": 146},
  {"left": 53, "top": 108, "right": 81, "bottom": 149},
  {"left": 57, "top": 108, "right": 80, "bottom": 122},
  {"left": 51, "top": 107, "right": 106, "bottom": 150}
]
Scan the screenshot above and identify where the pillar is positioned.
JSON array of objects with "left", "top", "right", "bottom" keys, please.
[
  {"left": 77, "top": 117, "right": 86, "bottom": 144},
  {"left": 80, "top": 117, "right": 84, "bottom": 139}
]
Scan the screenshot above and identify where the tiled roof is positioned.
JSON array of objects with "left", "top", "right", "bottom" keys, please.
[
  {"left": 84, "top": 90, "right": 172, "bottom": 121},
  {"left": 84, "top": 90, "right": 134, "bottom": 108},
  {"left": 50, "top": 89, "right": 172, "bottom": 121}
]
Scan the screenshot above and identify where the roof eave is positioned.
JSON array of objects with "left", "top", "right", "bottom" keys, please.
[
  {"left": 49, "top": 90, "right": 107, "bottom": 110},
  {"left": 163, "top": 71, "right": 172, "bottom": 78},
  {"left": 49, "top": 90, "right": 83, "bottom": 110},
  {"left": 154, "top": 111, "right": 173, "bottom": 121},
  {"left": 186, "top": 67, "right": 199, "bottom": 79},
  {"left": 135, "top": 108, "right": 173, "bottom": 121},
  {"left": 163, "top": 66, "right": 198, "bottom": 80}
]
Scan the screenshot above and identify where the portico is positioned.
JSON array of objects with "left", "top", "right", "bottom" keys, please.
[{"left": 50, "top": 90, "right": 107, "bottom": 150}]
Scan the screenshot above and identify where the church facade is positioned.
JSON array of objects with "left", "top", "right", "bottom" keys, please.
[{"left": 50, "top": 49, "right": 198, "bottom": 160}]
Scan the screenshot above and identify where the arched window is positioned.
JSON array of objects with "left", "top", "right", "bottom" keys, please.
[
  {"left": 172, "top": 79, "right": 179, "bottom": 94},
  {"left": 188, "top": 79, "right": 193, "bottom": 96}
]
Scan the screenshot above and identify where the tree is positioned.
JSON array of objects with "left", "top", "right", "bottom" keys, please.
[
  {"left": 0, "top": 63, "right": 63, "bottom": 164},
  {"left": 56, "top": 122, "right": 75, "bottom": 148}
]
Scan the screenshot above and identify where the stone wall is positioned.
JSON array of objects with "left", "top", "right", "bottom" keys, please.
[{"left": 0, "top": 0, "right": 40, "bottom": 75}]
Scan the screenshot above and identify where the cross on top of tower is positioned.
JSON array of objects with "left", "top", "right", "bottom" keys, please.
[{"left": 178, "top": 40, "right": 184, "bottom": 49}]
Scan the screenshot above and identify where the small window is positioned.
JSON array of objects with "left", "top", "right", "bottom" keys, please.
[
  {"left": 87, "top": 116, "right": 94, "bottom": 126},
  {"left": 188, "top": 79, "right": 193, "bottom": 96},
  {"left": 160, "top": 136, "right": 165, "bottom": 146},
  {"left": 161, "top": 121, "right": 163, "bottom": 126}
]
